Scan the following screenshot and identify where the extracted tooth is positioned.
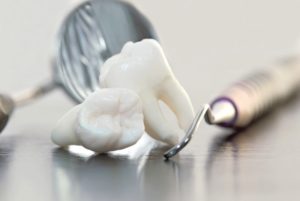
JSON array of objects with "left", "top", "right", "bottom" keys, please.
[
  {"left": 100, "top": 39, "right": 195, "bottom": 145},
  {"left": 51, "top": 88, "right": 145, "bottom": 153}
]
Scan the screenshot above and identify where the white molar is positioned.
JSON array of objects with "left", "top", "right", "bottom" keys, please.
[
  {"left": 51, "top": 88, "right": 145, "bottom": 153},
  {"left": 100, "top": 39, "right": 195, "bottom": 145}
]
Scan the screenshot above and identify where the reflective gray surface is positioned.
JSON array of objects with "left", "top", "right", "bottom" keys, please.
[{"left": 1, "top": 95, "right": 300, "bottom": 201}]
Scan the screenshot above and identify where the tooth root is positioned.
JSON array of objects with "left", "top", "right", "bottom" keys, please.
[
  {"left": 51, "top": 105, "right": 81, "bottom": 147},
  {"left": 141, "top": 92, "right": 182, "bottom": 145},
  {"left": 159, "top": 77, "right": 195, "bottom": 130}
]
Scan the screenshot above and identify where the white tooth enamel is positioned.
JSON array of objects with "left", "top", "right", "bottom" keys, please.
[
  {"left": 51, "top": 88, "right": 145, "bottom": 153},
  {"left": 100, "top": 39, "right": 195, "bottom": 145},
  {"left": 51, "top": 105, "right": 81, "bottom": 147}
]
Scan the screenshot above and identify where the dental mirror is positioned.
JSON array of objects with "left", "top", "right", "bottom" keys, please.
[{"left": 0, "top": 0, "right": 157, "bottom": 132}]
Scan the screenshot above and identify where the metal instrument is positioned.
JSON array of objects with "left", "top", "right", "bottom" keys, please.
[
  {"left": 165, "top": 57, "right": 300, "bottom": 159},
  {"left": 0, "top": 0, "right": 157, "bottom": 133}
]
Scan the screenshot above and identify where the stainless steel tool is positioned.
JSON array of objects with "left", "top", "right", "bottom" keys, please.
[
  {"left": 0, "top": 0, "right": 157, "bottom": 133},
  {"left": 165, "top": 57, "right": 300, "bottom": 159}
]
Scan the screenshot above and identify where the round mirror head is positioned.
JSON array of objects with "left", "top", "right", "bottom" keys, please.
[{"left": 54, "top": 0, "right": 158, "bottom": 103}]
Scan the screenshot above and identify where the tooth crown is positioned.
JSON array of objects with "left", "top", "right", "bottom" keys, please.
[
  {"left": 100, "top": 39, "right": 195, "bottom": 145},
  {"left": 51, "top": 88, "right": 145, "bottom": 153},
  {"left": 100, "top": 40, "right": 173, "bottom": 92}
]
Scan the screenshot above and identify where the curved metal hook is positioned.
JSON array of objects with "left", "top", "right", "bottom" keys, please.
[{"left": 164, "top": 104, "right": 214, "bottom": 159}]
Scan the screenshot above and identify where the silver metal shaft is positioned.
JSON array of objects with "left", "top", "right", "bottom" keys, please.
[
  {"left": 164, "top": 102, "right": 236, "bottom": 159},
  {"left": 12, "top": 81, "right": 57, "bottom": 107}
]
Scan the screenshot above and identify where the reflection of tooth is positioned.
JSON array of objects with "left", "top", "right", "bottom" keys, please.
[
  {"left": 100, "top": 39, "right": 195, "bottom": 145},
  {"left": 51, "top": 88, "right": 145, "bottom": 153}
]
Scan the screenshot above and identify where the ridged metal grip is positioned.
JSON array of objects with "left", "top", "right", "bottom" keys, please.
[{"left": 219, "top": 57, "right": 300, "bottom": 127}]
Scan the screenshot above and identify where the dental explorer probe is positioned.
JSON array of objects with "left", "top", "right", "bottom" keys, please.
[{"left": 164, "top": 56, "right": 300, "bottom": 159}]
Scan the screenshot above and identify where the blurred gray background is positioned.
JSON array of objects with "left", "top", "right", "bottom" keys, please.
[
  {"left": 0, "top": 0, "right": 298, "bottom": 132},
  {"left": 1, "top": 0, "right": 299, "bottom": 133}
]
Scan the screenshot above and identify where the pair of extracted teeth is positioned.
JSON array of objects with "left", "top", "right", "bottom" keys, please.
[{"left": 52, "top": 39, "right": 195, "bottom": 153}]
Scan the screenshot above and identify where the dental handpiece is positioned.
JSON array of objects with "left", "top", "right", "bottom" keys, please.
[{"left": 164, "top": 56, "right": 300, "bottom": 159}]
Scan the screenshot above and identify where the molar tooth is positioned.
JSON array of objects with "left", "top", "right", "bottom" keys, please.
[
  {"left": 100, "top": 39, "right": 195, "bottom": 145},
  {"left": 51, "top": 88, "right": 144, "bottom": 153}
]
